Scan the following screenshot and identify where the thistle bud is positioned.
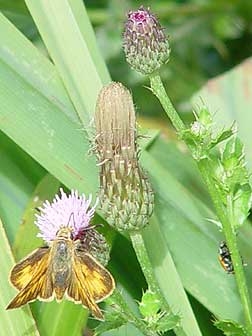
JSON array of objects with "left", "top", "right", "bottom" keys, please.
[
  {"left": 76, "top": 228, "right": 110, "bottom": 266},
  {"left": 123, "top": 6, "right": 170, "bottom": 75},
  {"left": 95, "top": 82, "right": 154, "bottom": 232}
]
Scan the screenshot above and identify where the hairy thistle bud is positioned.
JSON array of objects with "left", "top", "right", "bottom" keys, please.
[
  {"left": 76, "top": 228, "right": 110, "bottom": 266},
  {"left": 123, "top": 6, "right": 170, "bottom": 75},
  {"left": 95, "top": 82, "right": 154, "bottom": 232}
]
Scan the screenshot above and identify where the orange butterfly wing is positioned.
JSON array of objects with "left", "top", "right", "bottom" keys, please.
[
  {"left": 10, "top": 247, "right": 49, "bottom": 290},
  {"left": 7, "top": 247, "right": 53, "bottom": 309},
  {"left": 67, "top": 252, "right": 115, "bottom": 319}
]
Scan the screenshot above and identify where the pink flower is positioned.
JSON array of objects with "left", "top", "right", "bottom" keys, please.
[{"left": 35, "top": 188, "right": 98, "bottom": 243}]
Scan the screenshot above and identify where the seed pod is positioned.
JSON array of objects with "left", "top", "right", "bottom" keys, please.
[
  {"left": 123, "top": 6, "right": 170, "bottom": 75},
  {"left": 95, "top": 82, "right": 154, "bottom": 232}
]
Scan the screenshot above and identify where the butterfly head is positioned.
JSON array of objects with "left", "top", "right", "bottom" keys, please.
[{"left": 56, "top": 227, "right": 74, "bottom": 240}]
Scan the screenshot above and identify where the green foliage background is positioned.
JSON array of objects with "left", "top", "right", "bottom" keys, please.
[{"left": 1, "top": 0, "right": 252, "bottom": 335}]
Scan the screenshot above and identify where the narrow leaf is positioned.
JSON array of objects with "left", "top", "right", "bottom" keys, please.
[
  {"left": 214, "top": 319, "right": 247, "bottom": 336},
  {"left": 0, "top": 218, "right": 39, "bottom": 336},
  {"left": 13, "top": 173, "right": 60, "bottom": 258},
  {"left": 25, "top": 0, "right": 110, "bottom": 126}
]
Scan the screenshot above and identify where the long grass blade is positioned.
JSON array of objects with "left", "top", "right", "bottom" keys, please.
[
  {"left": 25, "top": 0, "right": 110, "bottom": 126},
  {"left": 0, "top": 218, "right": 39, "bottom": 336}
]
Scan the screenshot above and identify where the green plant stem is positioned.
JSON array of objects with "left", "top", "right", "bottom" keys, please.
[
  {"left": 130, "top": 231, "right": 186, "bottom": 336},
  {"left": 150, "top": 73, "right": 252, "bottom": 334},
  {"left": 150, "top": 74, "right": 185, "bottom": 132},
  {"left": 130, "top": 231, "right": 168, "bottom": 308},
  {"left": 198, "top": 161, "right": 252, "bottom": 333},
  {"left": 108, "top": 288, "right": 157, "bottom": 336}
]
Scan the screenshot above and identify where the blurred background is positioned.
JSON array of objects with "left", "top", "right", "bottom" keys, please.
[{"left": 2, "top": 0, "right": 252, "bottom": 125}]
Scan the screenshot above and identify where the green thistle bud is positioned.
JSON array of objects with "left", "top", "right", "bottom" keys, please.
[
  {"left": 123, "top": 6, "right": 170, "bottom": 75},
  {"left": 76, "top": 228, "right": 110, "bottom": 266},
  {"left": 95, "top": 82, "right": 154, "bottom": 232}
]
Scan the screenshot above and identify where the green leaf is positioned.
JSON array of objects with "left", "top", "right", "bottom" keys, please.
[
  {"left": 100, "top": 324, "right": 145, "bottom": 336},
  {"left": 13, "top": 173, "right": 60, "bottom": 259},
  {"left": 214, "top": 319, "right": 247, "bottom": 336},
  {"left": 0, "top": 13, "right": 99, "bottom": 196},
  {"left": 0, "top": 218, "right": 39, "bottom": 336},
  {"left": 94, "top": 310, "right": 127, "bottom": 336},
  {"left": 192, "top": 57, "right": 252, "bottom": 169},
  {"left": 143, "top": 214, "right": 202, "bottom": 336},
  {"left": 156, "top": 313, "right": 180, "bottom": 333},
  {"left": 210, "top": 127, "right": 234, "bottom": 149},
  {"left": 33, "top": 301, "right": 88, "bottom": 336},
  {"left": 198, "top": 106, "right": 213, "bottom": 127},
  {"left": 233, "top": 183, "right": 252, "bottom": 227},
  {"left": 0, "top": 131, "right": 45, "bottom": 243},
  {"left": 25, "top": 0, "right": 110, "bottom": 126},
  {"left": 139, "top": 289, "right": 161, "bottom": 318},
  {"left": 139, "top": 288, "right": 180, "bottom": 334}
]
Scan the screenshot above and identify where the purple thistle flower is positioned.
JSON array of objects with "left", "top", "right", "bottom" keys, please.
[
  {"left": 35, "top": 188, "right": 98, "bottom": 244},
  {"left": 123, "top": 6, "right": 170, "bottom": 75}
]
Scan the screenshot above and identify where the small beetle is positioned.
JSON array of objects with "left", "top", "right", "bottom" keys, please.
[{"left": 218, "top": 241, "right": 234, "bottom": 274}]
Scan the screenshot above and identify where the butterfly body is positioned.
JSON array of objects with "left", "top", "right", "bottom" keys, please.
[
  {"left": 50, "top": 231, "right": 73, "bottom": 300},
  {"left": 7, "top": 228, "right": 115, "bottom": 319}
]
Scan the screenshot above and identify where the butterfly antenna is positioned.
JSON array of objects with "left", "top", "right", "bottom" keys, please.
[
  {"left": 83, "top": 223, "right": 104, "bottom": 231},
  {"left": 67, "top": 212, "right": 75, "bottom": 226}
]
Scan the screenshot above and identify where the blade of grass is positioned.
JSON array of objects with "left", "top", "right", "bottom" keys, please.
[
  {"left": 25, "top": 0, "right": 110, "bottom": 126},
  {"left": 192, "top": 57, "right": 252, "bottom": 168},
  {"left": 144, "top": 215, "right": 202, "bottom": 336},
  {"left": 0, "top": 131, "right": 45, "bottom": 243},
  {"left": 13, "top": 173, "right": 60, "bottom": 258},
  {"left": 0, "top": 15, "right": 98, "bottom": 193},
  {"left": 0, "top": 12, "right": 79, "bottom": 123},
  {"left": 0, "top": 218, "right": 39, "bottom": 336}
]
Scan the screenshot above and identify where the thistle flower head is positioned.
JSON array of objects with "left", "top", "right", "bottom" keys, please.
[
  {"left": 35, "top": 188, "right": 97, "bottom": 243},
  {"left": 95, "top": 82, "right": 154, "bottom": 232},
  {"left": 123, "top": 6, "right": 170, "bottom": 75}
]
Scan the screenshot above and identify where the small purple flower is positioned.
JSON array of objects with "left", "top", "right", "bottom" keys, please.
[{"left": 35, "top": 188, "right": 98, "bottom": 244}]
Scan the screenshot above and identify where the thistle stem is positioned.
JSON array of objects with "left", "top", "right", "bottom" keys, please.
[
  {"left": 130, "top": 231, "right": 186, "bottom": 336},
  {"left": 198, "top": 161, "right": 252, "bottom": 333},
  {"left": 130, "top": 231, "right": 168, "bottom": 308},
  {"left": 150, "top": 73, "right": 252, "bottom": 334},
  {"left": 150, "top": 74, "right": 185, "bottom": 132},
  {"left": 108, "top": 288, "right": 157, "bottom": 336}
]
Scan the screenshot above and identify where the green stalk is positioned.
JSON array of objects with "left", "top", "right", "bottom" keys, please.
[
  {"left": 198, "top": 162, "right": 252, "bottom": 332},
  {"left": 150, "top": 74, "right": 185, "bottom": 132},
  {"left": 130, "top": 231, "right": 187, "bottom": 336},
  {"left": 226, "top": 208, "right": 252, "bottom": 332},
  {"left": 130, "top": 231, "right": 169, "bottom": 309},
  {"left": 108, "top": 288, "right": 157, "bottom": 336},
  {"left": 150, "top": 72, "right": 252, "bottom": 334}
]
